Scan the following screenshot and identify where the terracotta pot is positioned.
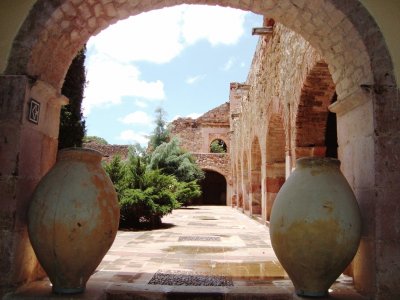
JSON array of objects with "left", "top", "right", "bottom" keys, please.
[
  {"left": 28, "top": 148, "right": 120, "bottom": 294},
  {"left": 269, "top": 157, "right": 361, "bottom": 297}
]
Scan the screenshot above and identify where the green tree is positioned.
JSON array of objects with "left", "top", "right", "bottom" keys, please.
[
  {"left": 58, "top": 46, "right": 87, "bottom": 149},
  {"left": 104, "top": 155, "right": 125, "bottom": 194},
  {"left": 104, "top": 146, "right": 182, "bottom": 229},
  {"left": 148, "top": 137, "right": 204, "bottom": 182},
  {"left": 148, "top": 107, "right": 169, "bottom": 151},
  {"left": 175, "top": 180, "right": 202, "bottom": 206},
  {"left": 210, "top": 139, "right": 227, "bottom": 153}
]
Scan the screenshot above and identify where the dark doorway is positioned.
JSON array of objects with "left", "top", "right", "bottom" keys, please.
[
  {"left": 193, "top": 170, "right": 227, "bottom": 205},
  {"left": 325, "top": 93, "right": 338, "bottom": 158}
]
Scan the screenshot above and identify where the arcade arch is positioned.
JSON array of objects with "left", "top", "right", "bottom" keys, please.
[
  {"left": 0, "top": 1, "right": 398, "bottom": 298},
  {"left": 265, "top": 114, "right": 286, "bottom": 221},
  {"left": 194, "top": 169, "right": 227, "bottom": 206},
  {"left": 250, "top": 136, "right": 262, "bottom": 216}
]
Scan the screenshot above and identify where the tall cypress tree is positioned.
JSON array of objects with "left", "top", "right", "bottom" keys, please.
[
  {"left": 58, "top": 46, "right": 87, "bottom": 149},
  {"left": 148, "top": 107, "right": 169, "bottom": 151}
]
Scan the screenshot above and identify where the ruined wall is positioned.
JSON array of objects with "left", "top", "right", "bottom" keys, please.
[
  {"left": 230, "top": 22, "right": 331, "bottom": 221},
  {"left": 169, "top": 102, "right": 230, "bottom": 153},
  {"left": 193, "top": 153, "right": 230, "bottom": 183},
  {"left": 83, "top": 142, "right": 129, "bottom": 164},
  {"left": 169, "top": 103, "right": 232, "bottom": 206},
  {"left": 169, "top": 118, "right": 203, "bottom": 153}
]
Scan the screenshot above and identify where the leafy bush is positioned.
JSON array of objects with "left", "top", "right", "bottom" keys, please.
[
  {"left": 175, "top": 180, "right": 202, "bottom": 206},
  {"left": 210, "top": 139, "right": 227, "bottom": 153},
  {"left": 104, "top": 148, "right": 186, "bottom": 229},
  {"left": 104, "top": 114, "right": 204, "bottom": 229}
]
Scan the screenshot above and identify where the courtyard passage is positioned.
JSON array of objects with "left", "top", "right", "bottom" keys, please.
[{"left": 8, "top": 206, "right": 365, "bottom": 299}]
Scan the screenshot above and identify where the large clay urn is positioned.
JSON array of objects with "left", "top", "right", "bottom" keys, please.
[
  {"left": 269, "top": 157, "right": 361, "bottom": 297},
  {"left": 28, "top": 148, "right": 120, "bottom": 294}
]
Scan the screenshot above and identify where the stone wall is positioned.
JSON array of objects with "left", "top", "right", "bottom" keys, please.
[
  {"left": 193, "top": 153, "right": 230, "bottom": 184},
  {"left": 170, "top": 102, "right": 230, "bottom": 153},
  {"left": 83, "top": 142, "right": 129, "bottom": 164},
  {"left": 230, "top": 22, "right": 335, "bottom": 220}
]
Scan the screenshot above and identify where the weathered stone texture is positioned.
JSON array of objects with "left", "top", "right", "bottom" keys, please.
[
  {"left": 170, "top": 102, "right": 230, "bottom": 154},
  {"left": 83, "top": 142, "right": 129, "bottom": 163},
  {"left": 193, "top": 153, "right": 230, "bottom": 183},
  {"left": 1, "top": 1, "right": 400, "bottom": 298}
]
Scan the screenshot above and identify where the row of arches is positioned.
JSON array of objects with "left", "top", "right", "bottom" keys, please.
[
  {"left": 0, "top": 1, "right": 398, "bottom": 298},
  {"left": 231, "top": 60, "right": 337, "bottom": 224}
]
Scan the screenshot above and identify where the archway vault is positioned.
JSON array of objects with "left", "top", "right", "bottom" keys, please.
[
  {"left": 1, "top": 1, "right": 400, "bottom": 299},
  {"left": 6, "top": 0, "right": 394, "bottom": 100}
]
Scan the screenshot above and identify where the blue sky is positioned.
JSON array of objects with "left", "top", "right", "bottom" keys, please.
[{"left": 83, "top": 5, "right": 262, "bottom": 145}]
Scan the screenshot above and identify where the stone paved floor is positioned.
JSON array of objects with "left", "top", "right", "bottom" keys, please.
[{"left": 6, "top": 206, "right": 366, "bottom": 299}]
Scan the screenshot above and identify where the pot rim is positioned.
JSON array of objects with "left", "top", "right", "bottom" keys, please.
[
  {"left": 296, "top": 156, "right": 340, "bottom": 168},
  {"left": 57, "top": 147, "right": 103, "bottom": 162}
]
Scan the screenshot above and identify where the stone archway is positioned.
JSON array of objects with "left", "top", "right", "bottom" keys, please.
[
  {"left": 266, "top": 114, "right": 286, "bottom": 221},
  {"left": 250, "top": 136, "right": 262, "bottom": 216},
  {"left": 194, "top": 169, "right": 227, "bottom": 205},
  {"left": 294, "top": 60, "right": 336, "bottom": 161},
  {"left": 242, "top": 153, "right": 250, "bottom": 213},
  {"left": 1, "top": 1, "right": 399, "bottom": 298},
  {"left": 237, "top": 159, "right": 243, "bottom": 210}
]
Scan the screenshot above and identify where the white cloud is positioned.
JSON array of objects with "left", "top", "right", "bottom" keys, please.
[
  {"left": 171, "top": 115, "right": 181, "bottom": 121},
  {"left": 83, "top": 54, "right": 165, "bottom": 115},
  {"left": 223, "top": 57, "right": 235, "bottom": 71},
  {"left": 186, "top": 74, "right": 206, "bottom": 85},
  {"left": 186, "top": 112, "right": 202, "bottom": 119},
  {"left": 119, "top": 111, "right": 152, "bottom": 125},
  {"left": 171, "top": 112, "right": 201, "bottom": 121},
  {"left": 117, "top": 130, "right": 149, "bottom": 145},
  {"left": 88, "top": 8, "right": 184, "bottom": 64},
  {"left": 87, "top": 5, "right": 248, "bottom": 65},
  {"left": 135, "top": 100, "right": 148, "bottom": 108},
  {"left": 181, "top": 6, "right": 247, "bottom": 46},
  {"left": 83, "top": 5, "right": 248, "bottom": 115}
]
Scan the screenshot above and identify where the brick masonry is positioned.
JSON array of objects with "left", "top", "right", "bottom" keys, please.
[{"left": 0, "top": 1, "right": 399, "bottom": 299}]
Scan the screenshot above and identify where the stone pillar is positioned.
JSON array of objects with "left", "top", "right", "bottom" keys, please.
[
  {"left": 0, "top": 76, "right": 67, "bottom": 294},
  {"left": 250, "top": 170, "right": 262, "bottom": 215},
  {"left": 265, "top": 162, "right": 285, "bottom": 221},
  {"left": 330, "top": 88, "right": 377, "bottom": 297},
  {"left": 371, "top": 85, "right": 400, "bottom": 299}
]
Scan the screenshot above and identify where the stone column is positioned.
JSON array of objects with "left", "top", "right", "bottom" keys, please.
[
  {"left": 250, "top": 170, "right": 262, "bottom": 215},
  {"left": 265, "top": 162, "right": 285, "bottom": 221},
  {"left": 0, "top": 76, "right": 67, "bottom": 293},
  {"left": 330, "top": 87, "right": 377, "bottom": 297}
]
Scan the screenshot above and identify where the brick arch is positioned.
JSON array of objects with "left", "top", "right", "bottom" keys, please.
[
  {"left": 294, "top": 60, "right": 336, "bottom": 160},
  {"left": 200, "top": 166, "right": 226, "bottom": 181},
  {"left": 5, "top": 0, "right": 395, "bottom": 99},
  {"left": 250, "top": 136, "right": 262, "bottom": 216},
  {"left": 266, "top": 113, "right": 286, "bottom": 221},
  {"left": 266, "top": 114, "right": 286, "bottom": 164},
  {"left": 242, "top": 152, "right": 250, "bottom": 212},
  {"left": 196, "top": 168, "right": 227, "bottom": 205},
  {"left": 237, "top": 158, "right": 243, "bottom": 210},
  {"left": 2, "top": 1, "right": 400, "bottom": 297},
  {"left": 231, "top": 162, "right": 237, "bottom": 207}
]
